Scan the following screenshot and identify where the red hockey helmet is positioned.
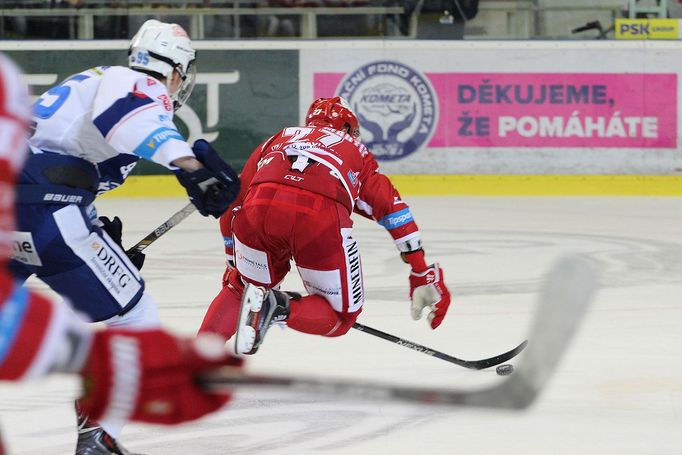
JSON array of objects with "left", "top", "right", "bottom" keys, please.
[{"left": 305, "top": 97, "right": 361, "bottom": 139}]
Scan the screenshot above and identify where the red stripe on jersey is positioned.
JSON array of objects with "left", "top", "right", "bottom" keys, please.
[
  {"left": 0, "top": 293, "right": 54, "bottom": 380},
  {"left": 0, "top": 63, "right": 23, "bottom": 124},
  {"left": 0, "top": 56, "right": 28, "bottom": 127},
  {"left": 0, "top": 269, "right": 14, "bottom": 306},
  {"left": 0, "top": 60, "right": 6, "bottom": 110}
]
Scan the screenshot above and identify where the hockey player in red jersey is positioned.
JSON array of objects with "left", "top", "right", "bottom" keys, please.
[
  {"left": 0, "top": 53, "right": 239, "bottom": 455},
  {"left": 199, "top": 96, "right": 451, "bottom": 355}
]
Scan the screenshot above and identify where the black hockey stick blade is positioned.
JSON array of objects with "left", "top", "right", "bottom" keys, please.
[
  {"left": 352, "top": 322, "right": 527, "bottom": 370},
  {"left": 126, "top": 202, "right": 196, "bottom": 255},
  {"left": 202, "top": 255, "right": 597, "bottom": 409}
]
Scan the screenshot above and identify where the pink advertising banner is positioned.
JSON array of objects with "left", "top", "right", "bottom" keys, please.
[{"left": 314, "top": 72, "right": 677, "bottom": 150}]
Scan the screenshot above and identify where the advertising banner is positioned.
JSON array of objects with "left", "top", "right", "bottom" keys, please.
[
  {"left": 3, "top": 41, "right": 682, "bottom": 177},
  {"left": 302, "top": 42, "right": 682, "bottom": 174},
  {"left": 615, "top": 19, "right": 681, "bottom": 40},
  {"left": 316, "top": 69, "right": 675, "bottom": 154},
  {"left": 3, "top": 45, "right": 299, "bottom": 173}
]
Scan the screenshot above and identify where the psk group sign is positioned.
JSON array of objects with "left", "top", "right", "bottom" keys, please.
[{"left": 314, "top": 65, "right": 677, "bottom": 157}]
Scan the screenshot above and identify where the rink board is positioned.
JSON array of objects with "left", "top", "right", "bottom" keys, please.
[
  {"left": 2, "top": 40, "right": 682, "bottom": 194},
  {"left": 104, "top": 174, "right": 682, "bottom": 197}
]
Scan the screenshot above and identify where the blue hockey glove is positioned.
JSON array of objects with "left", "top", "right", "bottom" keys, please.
[
  {"left": 174, "top": 140, "right": 240, "bottom": 218},
  {"left": 98, "top": 216, "right": 146, "bottom": 270}
]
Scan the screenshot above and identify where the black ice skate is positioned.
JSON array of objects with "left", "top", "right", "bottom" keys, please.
[
  {"left": 76, "top": 403, "right": 143, "bottom": 455},
  {"left": 235, "top": 284, "right": 291, "bottom": 355}
]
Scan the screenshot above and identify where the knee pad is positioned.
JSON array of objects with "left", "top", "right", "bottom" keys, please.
[{"left": 324, "top": 310, "right": 361, "bottom": 337}]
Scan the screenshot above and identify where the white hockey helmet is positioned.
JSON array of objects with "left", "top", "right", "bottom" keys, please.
[{"left": 128, "top": 19, "right": 197, "bottom": 110}]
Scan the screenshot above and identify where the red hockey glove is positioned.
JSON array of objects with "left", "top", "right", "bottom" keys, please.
[
  {"left": 79, "top": 329, "right": 243, "bottom": 425},
  {"left": 408, "top": 263, "right": 451, "bottom": 330}
]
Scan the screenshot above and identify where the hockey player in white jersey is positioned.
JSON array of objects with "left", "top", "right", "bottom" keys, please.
[{"left": 8, "top": 20, "right": 239, "bottom": 455}]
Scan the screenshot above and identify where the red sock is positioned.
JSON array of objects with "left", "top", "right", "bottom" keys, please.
[{"left": 198, "top": 286, "right": 241, "bottom": 342}]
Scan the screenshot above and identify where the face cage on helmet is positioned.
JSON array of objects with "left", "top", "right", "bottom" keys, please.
[
  {"left": 171, "top": 60, "right": 196, "bottom": 111},
  {"left": 350, "top": 125, "right": 361, "bottom": 141}
]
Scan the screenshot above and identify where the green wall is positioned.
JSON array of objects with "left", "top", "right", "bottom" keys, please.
[{"left": 5, "top": 48, "right": 299, "bottom": 174}]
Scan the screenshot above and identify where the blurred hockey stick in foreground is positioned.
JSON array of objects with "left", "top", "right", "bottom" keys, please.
[
  {"left": 202, "top": 256, "right": 597, "bottom": 409},
  {"left": 352, "top": 323, "right": 527, "bottom": 370},
  {"left": 126, "top": 202, "right": 196, "bottom": 255}
]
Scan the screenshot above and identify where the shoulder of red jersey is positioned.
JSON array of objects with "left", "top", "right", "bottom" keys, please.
[
  {"left": 0, "top": 53, "right": 30, "bottom": 171},
  {"left": 0, "top": 53, "right": 30, "bottom": 123}
]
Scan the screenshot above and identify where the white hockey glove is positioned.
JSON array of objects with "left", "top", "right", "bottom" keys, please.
[{"left": 403, "top": 250, "right": 451, "bottom": 330}]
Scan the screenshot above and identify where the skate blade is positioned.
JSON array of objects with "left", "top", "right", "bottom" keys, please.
[
  {"left": 234, "top": 284, "right": 265, "bottom": 355},
  {"left": 235, "top": 326, "right": 256, "bottom": 355}
]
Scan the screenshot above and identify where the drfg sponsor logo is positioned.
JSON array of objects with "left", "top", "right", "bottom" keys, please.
[{"left": 90, "top": 240, "right": 134, "bottom": 293}]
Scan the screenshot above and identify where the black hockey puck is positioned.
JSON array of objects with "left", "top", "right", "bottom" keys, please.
[{"left": 496, "top": 364, "right": 514, "bottom": 376}]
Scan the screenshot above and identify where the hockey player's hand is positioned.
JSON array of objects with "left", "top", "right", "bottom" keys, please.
[
  {"left": 174, "top": 140, "right": 240, "bottom": 218},
  {"left": 79, "top": 329, "right": 243, "bottom": 425},
  {"left": 98, "top": 216, "right": 146, "bottom": 270},
  {"left": 409, "top": 263, "right": 451, "bottom": 330}
]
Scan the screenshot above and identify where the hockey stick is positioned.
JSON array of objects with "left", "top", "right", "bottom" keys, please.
[
  {"left": 352, "top": 322, "right": 528, "bottom": 370},
  {"left": 202, "top": 256, "right": 597, "bottom": 409},
  {"left": 126, "top": 202, "right": 196, "bottom": 255},
  {"left": 131, "top": 204, "right": 524, "bottom": 370}
]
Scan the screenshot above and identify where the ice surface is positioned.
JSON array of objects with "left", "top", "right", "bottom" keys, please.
[{"left": 2, "top": 196, "right": 681, "bottom": 454}]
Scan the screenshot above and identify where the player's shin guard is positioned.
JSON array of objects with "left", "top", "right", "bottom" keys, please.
[
  {"left": 286, "top": 295, "right": 359, "bottom": 337},
  {"left": 198, "top": 285, "right": 242, "bottom": 342}
]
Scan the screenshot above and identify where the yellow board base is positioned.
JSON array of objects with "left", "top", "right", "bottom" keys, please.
[
  {"left": 99, "top": 175, "right": 682, "bottom": 198},
  {"left": 388, "top": 175, "right": 682, "bottom": 196}
]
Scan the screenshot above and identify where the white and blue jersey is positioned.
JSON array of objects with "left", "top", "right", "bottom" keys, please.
[
  {"left": 9, "top": 65, "right": 182, "bottom": 323},
  {"left": 29, "top": 65, "right": 193, "bottom": 193}
]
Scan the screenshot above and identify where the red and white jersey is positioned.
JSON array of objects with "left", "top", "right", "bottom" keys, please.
[
  {"left": 0, "top": 53, "right": 89, "bottom": 384},
  {"left": 0, "top": 53, "right": 29, "bottom": 260},
  {"left": 221, "top": 124, "right": 422, "bottom": 255},
  {"left": 0, "top": 55, "right": 29, "bottom": 172}
]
